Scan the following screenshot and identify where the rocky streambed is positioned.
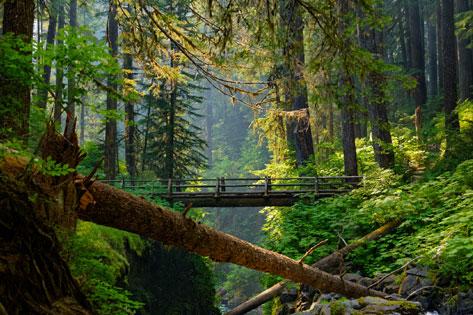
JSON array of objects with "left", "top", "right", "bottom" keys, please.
[{"left": 275, "top": 266, "right": 473, "bottom": 315}]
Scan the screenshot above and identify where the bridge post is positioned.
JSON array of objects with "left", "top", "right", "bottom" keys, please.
[
  {"left": 215, "top": 178, "right": 220, "bottom": 198},
  {"left": 220, "top": 177, "right": 226, "bottom": 192},
  {"left": 167, "top": 179, "right": 173, "bottom": 199},
  {"left": 264, "top": 176, "right": 271, "bottom": 197},
  {"left": 121, "top": 177, "right": 125, "bottom": 189},
  {"left": 314, "top": 177, "right": 319, "bottom": 194},
  {"left": 176, "top": 180, "right": 181, "bottom": 192}
]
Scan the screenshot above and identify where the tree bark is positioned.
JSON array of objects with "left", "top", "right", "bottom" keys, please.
[
  {"left": 442, "top": 0, "right": 460, "bottom": 153},
  {"left": 206, "top": 101, "right": 213, "bottom": 167},
  {"left": 427, "top": 19, "right": 438, "bottom": 97},
  {"left": 0, "top": 178, "right": 92, "bottom": 314},
  {"left": 0, "top": 125, "right": 91, "bottom": 314},
  {"left": 124, "top": 54, "right": 137, "bottom": 180},
  {"left": 224, "top": 220, "right": 401, "bottom": 315},
  {"left": 38, "top": 3, "right": 57, "bottom": 109},
  {"left": 80, "top": 96, "right": 86, "bottom": 144},
  {"left": 363, "top": 28, "right": 395, "bottom": 169},
  {"left": 398, "top": 4, "right": 409, "bottom": 69},
  {"left": 54, "top": 3, "right": 65, "bottom": 127},
  {"left": 340, "top": 100, "right": 358, "bottom": 176},
  {"left": 407, "top": 0, "right": 427, "bottom": 128},
  {"left": 403, "top": 0, "right": 412, "bottom": 68},
  {"left": 338, "top": 0, "right": 358, "bottom": 177},
  {"left": 141, "top": 96, "right": 153, "bottom": 172},
  {"left": 65, "top": 0, "right": 78, "bottom": 137},
  {"left": 456, "top": 0, "right": 473, "bottom": 101},
  {"left": 279, "top": 0, "right": 314, "bottom": 166},
  {"left": 104, "top": 1, "right": 119, "bottom": 180},
  {"left": 77, "top": 181, "right": 387, "bottom": 302},
  {"left": 437, "top": 0, "right": 444, "bottom": 93},
  {"left": 165, "top": 48, "right": 177, "bottom": 179},
  {"left": 0, "top": 0, "right": 35, "bottom": 139}
]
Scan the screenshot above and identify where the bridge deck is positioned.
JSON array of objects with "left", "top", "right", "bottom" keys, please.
[{"left": 99, "top": 176, "right": 362, "bottom": 207}]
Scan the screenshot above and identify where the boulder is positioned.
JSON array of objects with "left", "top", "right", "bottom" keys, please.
[
  {"left": 280, "top": 288, "right": 298, "bottom": 304},
  {"left": 400, "top": 267, "right": 433, "bottom": 296},
  {"left": 344, "top": 273, "right": 363, "bottom": 283}
]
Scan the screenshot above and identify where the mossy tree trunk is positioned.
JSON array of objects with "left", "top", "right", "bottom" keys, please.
[{"left": 0, "top": 0, "right": 35, "bottom": 139}]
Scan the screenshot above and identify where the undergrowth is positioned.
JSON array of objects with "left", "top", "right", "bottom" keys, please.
[
  {"left": 65, "top": 222, "right": 146, "bottom": 315},
  {"left": 261, "top": 159, "right": 473, "bottom": 293}
]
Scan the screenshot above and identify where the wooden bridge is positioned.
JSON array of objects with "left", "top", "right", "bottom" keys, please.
[{"left": 99, "top": 176, "right": 362, "bottom": 207}]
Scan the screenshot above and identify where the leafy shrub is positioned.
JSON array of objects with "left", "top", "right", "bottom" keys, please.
[{"left": 262, "top": 159, "right": 473, "bottom": 290}]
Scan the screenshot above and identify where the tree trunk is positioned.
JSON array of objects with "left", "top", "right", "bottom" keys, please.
[
  {"left": 407, "top": 0, "right": 427, "bottom": 127},
  {"left": 340, "top": 81, "right": 358, "bottom": 177},
  {"left": 279, "top": 0, "right": 314, "bottom": 166},
  {"left": 437, "top": 0, "right": 444, "bottom": 93},
  {"left": 38, "top": 4, "right": 57, "bottom": 109},
  {"left": 338, "top": 0, "right": 358, "bottom": 177},
  {"left": 224, "top": 220, "right": 400, "bottom": 315},
  {"left": 80, "top": 96, "right": 85, "bottom": 144},
  {"left": 124, "top": 54, "right": 137, "bottom": 180},
  {"left": 77, "top": 181, "right": 387, "bottom": 301},
  {"left": 456, "top": 0, "right": 473, "bottom": 101},
  {"left": 206, "top": 101, "right": 213, "bottom": 167},
  {"left": 0, "top": 178, "right": 92, "bottom": 314},
  {"left": 54, "top": 3, "right": 65, "bottom": 127},
  {"left": 398, "top": 6, "right": 409, "bottom": 69},
  {"left": 0, "top": 125, "right": 91, "bottom": 314},
  {"left": 142, "top": 97, "right": 153, "bottom": 172},
  {"left": 427, "top": 19, "right": 438, "bottom": 97},
  {"left": 442, "top": 0, "right": 460, "bottom": 153},
  {"left": 328, "top": 103, "right": 334, "bottom": 140},
  {"left": 363, "top": 28, "right": 395, "bottom": 169},
  {"left": 165, "top": 87, "right": 176, "bottom": 179},
  {"left": 65, "top": 0, "right": 78, "bottom": 137},
  {"left": 104, "top": 1, "right": 119, "bottom": 180},
  {"left": 0, "top": 0, "right": 35, "bottom": 139},
  {"left": 403, "top": 0, "right": 412, "bottom": 68},
  {"left": 354, "top": 104, "right": 368, "bottom": 139}
]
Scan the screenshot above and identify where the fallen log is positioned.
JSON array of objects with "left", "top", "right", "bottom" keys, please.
[
  {"left": 225, "top": 220, "right": 401, "bottom": 315},
  {"left": 78, "top": 180, "right": 387, "bottom": 300}
]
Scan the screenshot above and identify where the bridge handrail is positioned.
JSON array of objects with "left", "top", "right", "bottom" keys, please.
[
  {"left": 99, "top": 176, "right": 363, "bottom": 182},
  {"left": 98, "top": 176, "right": 363, "bottom": 197}
]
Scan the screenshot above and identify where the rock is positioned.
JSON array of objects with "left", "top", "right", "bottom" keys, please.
[
  {"left": 384, "top": 284, "right": 400, "bottom": 294},
  {"left": 400, "top": 267, "right": 433, "bottom": 297},
  {"left": 358, "top": 297, "right": 422, "bottom": 315},
  {"left": 317, "top": 293, "right": 337, "bottom": 303},
  {"left": 360, "top": 303, "right": 402, "bottom": 314},
  {"left": 399, "top": 274, "right": 419, "bottom": 296},
  {"left": 344, "top": 273, "right": 363, "bottom": 283},
  {"left": 358, "top": 296, "right": 391, "bottom": 306},
  {"left": 454, "top": 289, "right": 473, "bottom": 315},
  {"left": 294, "top": 296, "right": 422, "bottom": 315},
  {"left": 314, "top": 304, "right": 331, "bottom": 315},
  {"left": 371, "top": 274, "right": 398, "bottom": 291},
  {"left": 293, "top": 304, "right": 330, "bottom": 315},
  {"left": 280, "top": 288, "right": 298, "bottom": 304},
  {"left": 406, "top": 267, "right": 428, "bottom": 277},
  {"left": 399, "top": 266, "right": 435, "bottom": 310},
  {"left": 359, "top": 277, "right": 375, "bottom": 287},
  {"left": 296, "top": 284, "right": 319, "bottom": 311}
]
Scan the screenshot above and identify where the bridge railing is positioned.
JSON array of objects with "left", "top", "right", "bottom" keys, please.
[{"left": 98, "top": 176, "right": 363, "bottom": 198}]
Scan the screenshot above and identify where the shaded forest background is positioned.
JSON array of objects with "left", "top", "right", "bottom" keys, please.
[{"left": 1, "top": 0, "right": 473, "bottom": 314}]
